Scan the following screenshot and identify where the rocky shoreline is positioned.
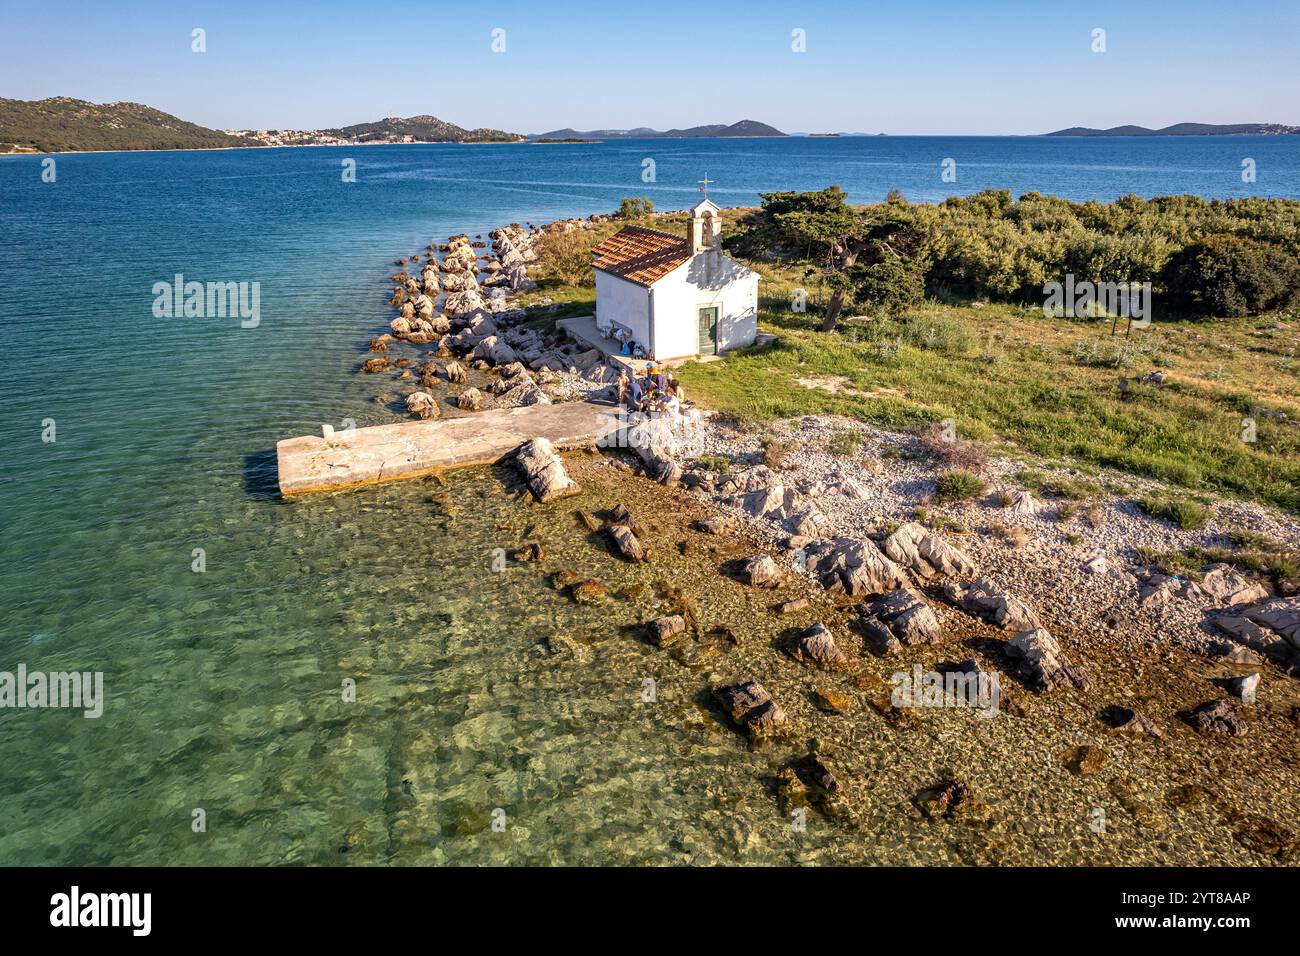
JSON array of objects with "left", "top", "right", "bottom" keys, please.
[{"left": 361, "top": 216, "right": 620, "bottom": 419}]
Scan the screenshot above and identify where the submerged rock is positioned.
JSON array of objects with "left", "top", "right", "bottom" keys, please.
[
  {"left": 647, "top": 615, "right": 686, "bottom": 647},
  {"left": 1182, "top": 699, "right": 1249, "bottom": 737},
  {"left": 784, "top": 622, "right": 848, "bottom": 670},
  {"left": 813, "top": 688, "right": 854, "bottom": 714},
  {"left": 1004, "top": 627, "right": 1090, "bottom": 692},
  {"left": 914, "top": 776, "right": 990, "bottom": 822},
  {"left": 606, "top": 523, "right": 650, "bottom": 562},
  {"left": 1101, "top": 705, "right": 1164, "bottom": 738},
  {"left": 360, "top": 355, "right": 391, "bottom": 373},
  {"left": 711, "top": 680, "right": 789, "bottom": 740}
]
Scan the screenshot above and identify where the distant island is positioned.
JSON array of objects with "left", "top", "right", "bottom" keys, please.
[
  {"left": 0, "top": 98, "right": 523, "bottom": 152},
  {"left": 529, "top": 119, "right": 786, "bottom": 140},
  {"left": 0, "top": 97, "right": 257, "bottom": 152},
  {"left": 1044, "top": 122, "right": 1300, "bottom": 137}
]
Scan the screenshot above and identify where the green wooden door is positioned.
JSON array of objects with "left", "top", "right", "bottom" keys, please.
[{"left": 698, "top": 306, "right": 719, "bottom": 355}]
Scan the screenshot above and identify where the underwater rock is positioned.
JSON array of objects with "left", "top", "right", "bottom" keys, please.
[
  {"left": 1182, "top": 699, "right": 1249, "bottom": 737},
  {"left": 569, "top": 579, "right": 608, "bottom": 605},
  {"left": 647, "top": 615, "right": 687, "bottom": 647},
  {"left": 360, "top": 355, "right": 391, "bottom": 373},
  {"left": 784, "top": 622, "right": 848, "bottom": 669},
  {"left": 1063, "top": 745, "right": 1108, "bottom": 775},
  {"left": 813, "top": 688, "right": 854, "bottom": 714},
  {"left": 914, "top": 776, "right": 990, "bottom": 822},
  {"left": 606, "top": 523, "right": 650, "bottom": 562},
  {"left": 1101, "top": 705, "right": 1164, "bottom": 738},
  {"left": 1004, "top": 627, "right": 1090, "bottom": 692},
  {"left": 711, "top": 680, "right": 789, "bottom": 739}
]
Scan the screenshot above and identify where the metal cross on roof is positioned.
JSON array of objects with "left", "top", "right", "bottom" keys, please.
[{"left": 697, "top": 173, "right": 713, "bottom": 197}]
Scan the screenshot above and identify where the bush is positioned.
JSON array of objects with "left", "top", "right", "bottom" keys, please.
[
  {"left": 1162, "top": 233, "right": 1300, "bottom": 317},
  {"left": 536, "top": 229, "right": 597, "bottom": 287},
  {"left": 934, "top": 469, "right": 987, "bottom": 502},
  {"left": 615, "top": 196, "right": 655, "bottom": 220},
  {"left": 1136, "top": 495, "right": 1210, "bottom": 530},
  {"left": 848, "top": 251, "right": 925, "bottom": 315}
]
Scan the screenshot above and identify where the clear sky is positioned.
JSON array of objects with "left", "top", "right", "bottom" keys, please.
[{"left": 2, "top": 0, "right": 1298, "bottom": 135}]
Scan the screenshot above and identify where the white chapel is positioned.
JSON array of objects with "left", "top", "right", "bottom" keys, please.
[{"left": 590, "top": 188, "right": 760, "bottom": 362}]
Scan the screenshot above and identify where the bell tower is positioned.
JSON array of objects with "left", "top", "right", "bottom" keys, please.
[{"left": 689, "top": 196, "right": 722, "bottom": 255}]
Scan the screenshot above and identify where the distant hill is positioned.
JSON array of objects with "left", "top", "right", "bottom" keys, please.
[
  {"left": 531, "top": 119, "right": 786, "bottom": 140},
  {"left": 0, "top": 97, "right": 255, "bottom": 152},
  {"left": 330, "top": 115, "right": 522, "bottom": 144},
  {"left": 1045, "top": 122, "right": 1300, "bottom": 137}
]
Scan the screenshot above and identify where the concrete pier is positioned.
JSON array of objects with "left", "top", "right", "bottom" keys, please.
[{"left": 276, "top": 400, "right": 624, "bottom": 496}]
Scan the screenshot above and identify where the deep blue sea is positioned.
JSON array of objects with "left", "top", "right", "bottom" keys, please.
[{"left": 1, "top": 135, "right": 1297, "bottom": 865}]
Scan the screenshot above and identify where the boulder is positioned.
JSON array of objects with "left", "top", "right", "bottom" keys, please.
[
  {"left": 360, "top": 356, "right": 390, "bottom": 373},
  {"left": 784, "top": 623, "right": 848, "bottom": 669},
  {"left": 514, "top": 437, "right": 581, "bottom": 503},
  {"left": 884, "top": 522, "right": 978, "bottom": 579},
  {"left": 694, "top": 516, "right": 736, "bottom": 535},
  {"left": 390, "top": 316, "right": 412, "bottom": 337},
  {"left": 1182, "top": 699, "right": 1249, "bottom": 737},
  {"left": 803, "top": 537, "right": 910, "bottom": 598},
  {"left": 606, "top": 523, "right": 649, "bottom": 562},
  {"left": 444, "top": 361, "right": 468, "bottom": 384},
  {"left": 857, "top": 587, "right": 943, "bottom": 655},
  {"left": 455, "top": 388, "right": 485, "bottom": 411},
  {"left": 404, "top": 391, "right": 439, "bottom": 420},
  {"left": 1007, "top": 490, "right": 1038, "bottom": 516},
  {"left": 727, "top": 555, "right": 783, "bottom": 589},
  {"left": 369, "top": 333, "right": 393, "bottom": 352},
  {"left": 711, "top": 681, "right": 789, "bottom": 739},
  {"left": 1005, "top": 627, "right": 1090, "bottom": 692},
  {"left": 1200, "top": 564, "right": 1270, "bottom": 607},
  {"left": 1213, "top": 596, "right": 1300, "bottom": 672},
  {"left": 499, "top": 378, "right": 551, "bottom": 408},
  {"left": 942, "top": 578, "right": 1042, "bottom": 632},
  {"left": 1225, "top": 673, "right": 1261, "bottom": 702},
  {"left": 443, "top": 289, "right": 486, "bottom": 316},
  {"left": 647, "top": 615, "right": 686, "bottom": 647}
]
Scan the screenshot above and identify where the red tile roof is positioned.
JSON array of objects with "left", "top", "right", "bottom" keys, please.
[{"left": 590, "top": 226, "right": 691, "bottom": 286}]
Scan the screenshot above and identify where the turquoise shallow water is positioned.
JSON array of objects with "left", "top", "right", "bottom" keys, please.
[{"left": 1, "top": 138, "right": 1298, "bottom": 865}]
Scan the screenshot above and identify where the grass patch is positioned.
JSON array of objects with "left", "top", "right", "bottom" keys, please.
[
  {"left": 1136, "top": 495, "right": 1212, "bottom": 531},
  {"left": 934, "top": 469, "right": 987, "bottom": 503},
  {"left": 827, "top": 429, "right": 865, "bottom": 456}
]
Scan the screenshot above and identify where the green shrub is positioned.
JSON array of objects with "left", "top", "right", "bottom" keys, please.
[
  {"left": 934, "top": 469, "right": 987, "bottom": 502},
  {"left": 1162, "top": 233, "right": 1300, "bottom": 318},
  {"left": 693, "top": 454, "right": 730, "bottom": 474},
  {"left": 1137, "top": 495, "right": 1211, "bottom": 530}
]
